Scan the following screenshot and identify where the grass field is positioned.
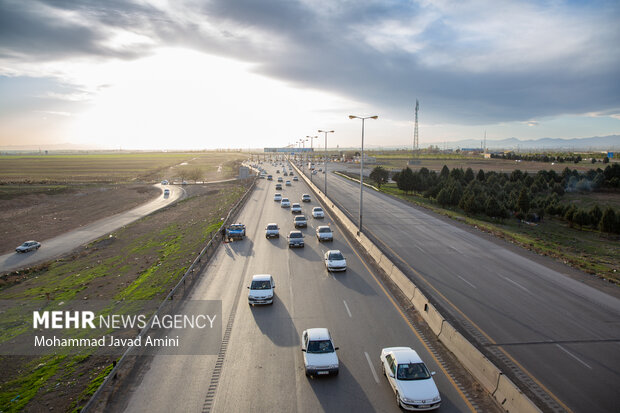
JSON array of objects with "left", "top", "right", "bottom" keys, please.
[
  {"left": 0, "top": 181, "right": 248, "bottom": 412},
  {"left": 0, "top": 151, "right": 247, "bottom": 184}
]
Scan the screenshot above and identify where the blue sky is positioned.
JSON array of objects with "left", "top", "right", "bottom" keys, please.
[{"left": 0, "top": 0, "right": 619, "bottom": 149}]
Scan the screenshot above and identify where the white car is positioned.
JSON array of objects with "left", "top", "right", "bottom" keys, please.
[
  {"left": 324, "top": 250, "right": 346, "bottom": 272},
  {"left": 161, "top": 180, "right": 169, "bottom": 185},
  {"left": 277, "top": 176, "right": 283, "bottom": 182},
  {"left": 312, "top": 207, "right": 324, "bottom": 218},
  {"left": 265, "top": 223, "right": 279, "bottom": 238},
  {"left": 302, "top": 328, "right": 339, "bottom": 377},
  {"left": 281, "top": 198, "right": 291, "bottom": 208},
  {"left": 316, "top": 226, "right": 333, "bottom": 242},
  {"left": 380, "top": 347, "right": 441, "bottom": 411},
  {"left": 15, "top": 240, "right": 41, "bottom": 253},
  {"left": 302, "top": 194, "right": 311, "bottom": 202},
  {"left": 163, "top": 189, "right": 171, "bottom": 196},
  {"left": 274, "top": 193, "right": 282, "bottom": 202},
  {"left": 285, "top": 180, "right": 291, "bottom": 186},
  {"left": 247, "top": 274, "right": 275, "bottom": 305},
  {"left": 294, "top": 215, "right": 307, "bottom": 228},
  {"left": 293, "top": 176, "right": 299, "bottom": 181},
  {"left": 291, "top": 203, "right": 302, "bottom": 213}
]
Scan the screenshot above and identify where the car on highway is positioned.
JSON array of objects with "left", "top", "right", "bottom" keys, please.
[
  {"left": 312, "top": 170, "right": 318, "bottom": 175},
  {"left": 163, "top": 189, "right": 170, "bottom": 196},
  {"left": 302, "top": 194, "right": 311, "bottom": 202},
  {"left": 284, "top": 171, "right": 288, "bottom": 176},
  {"left": 380, "top": 347, "right": 441, "bottom": 411},
  {"left": 226, "top": 223, "right": 246, "bottom": 241},
  {"left": 287, "top": 230, "right": 304, "bottom": 248},
  {"left": 312, "top": 207, "right": 324, "bottom": 218},
  {"left": 277, "top": 176, "right": 283, "bottom": 182},
  {"left": 291, "top": 203, "right": 302, "bottom": 213},
  {"left": 274, "top": 193, "right": 282, "bottom": 201},
  {"left": 281, "top": 198, "right": 291, "bottom": 208},
  {"left": 275, "top": 183, "right": 283, "bottom": 190},
  {"left": 293, "top": 176, "right": 299, "bottom": 181},
  {"left": 247, "top": 274, "right": 275, "bottom": 305},
  {"left": 267, "top": 175, "right": 273, "bottom": 180},
  {"left": 324, "top": 250, "right": 346, "bottom": 272},
  {"left": 265, "top": 223, "right": 279, "bottom": 238},
  {"left": 294, "top": 215, "right": 307, "bottom": 228},
  {"left": 15, "top": 240, "right": 41, "bottom": 253},
  {"left": 316, "top": 226, "right": 333, "bottom": 242},
  {"left": 285, "top": 180, "right": 291, "bottom": 186},
  {"left": 302, "top": 328, "right": 339, "bottom": 377},
  {"left": 161, "top": 180, "right": 169, "bottom": 185}
]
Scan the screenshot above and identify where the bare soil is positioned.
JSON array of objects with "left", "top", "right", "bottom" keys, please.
[{"left": 0, "top": 185, "right": 160, "bottom": 254}]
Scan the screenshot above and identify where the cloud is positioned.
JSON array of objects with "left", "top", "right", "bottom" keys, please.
[{"left": 1, "top": 0, "right": 619, "bottom": 127}]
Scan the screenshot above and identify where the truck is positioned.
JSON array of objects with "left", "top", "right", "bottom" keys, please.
[{"left": 226, "top": 223, "right": 246, "bottom": 241}]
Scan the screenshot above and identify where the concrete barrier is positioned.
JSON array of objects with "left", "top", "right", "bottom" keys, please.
[
  {"left": 493, "top": 374, "right": 541, "bottom": 413},
  {"left": 410, "top": 289, "right": 444, "bottom": 336},
  {"left": 438, "top": 322, "right": 501, "bottom": 394},
  {"left": 389, "top": 266, "right": 416, "bottom": 301}
]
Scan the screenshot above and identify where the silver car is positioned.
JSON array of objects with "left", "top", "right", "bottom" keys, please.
[{"left": 16, "top": 241, "right": 41, "bottom": 253}]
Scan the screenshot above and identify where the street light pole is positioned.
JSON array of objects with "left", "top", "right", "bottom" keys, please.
[
  {"left": 318, "top": 130, "right": 334, "bottom": 195},
  {"left": 348, "top": 115, "right": 378, "bottom": 234}
]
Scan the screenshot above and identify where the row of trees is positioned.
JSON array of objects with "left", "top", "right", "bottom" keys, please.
[
  {"left": 377, "top": 164, "right": 620, "bottom": 234},
  {"left": 490, "top": 152, "right": 611, "bottom": 164}
]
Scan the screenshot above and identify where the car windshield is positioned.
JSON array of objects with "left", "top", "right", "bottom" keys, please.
[
  {"left": 250, "top": 280, "right": 272, "bottom": 290},
  {"left": 295, "top": 216, "right": 305, "bottom": 220},
  {"left": 329, "top": 252, "right": 344, "bottom": 260},
  {"left": 307, "top": 339, "right": 334, "bottom": 353},
  {"left": 319, "top": 227, "right": 332, "bottom": 233},
  {"left": 267, "top": 225, "right": 278, "bottom": 230},
  {"left": 314, "top": 208, "right": 322, "bottom": 212},
  {"left": 397, "top": 363, "right": 431, "bottom": 380},
  {"left": 290, "top": 232, "right": 302, "bottom": 238},
  {"left": 282, "top": 199, "right": 289, "bottom": 202}
]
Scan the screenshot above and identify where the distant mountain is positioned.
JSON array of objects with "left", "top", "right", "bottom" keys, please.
[{"left": 443, "top": 135, "right": 619, "bottom": 151}]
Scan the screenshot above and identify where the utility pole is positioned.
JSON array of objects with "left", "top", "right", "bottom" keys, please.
[{"left": 413, "top": 99, "right": 419, "bottom": 154}]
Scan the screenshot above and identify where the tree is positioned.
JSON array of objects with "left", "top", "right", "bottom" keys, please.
[
  {"left": 484, "top": 196, "right": 503, "bottom": 218},
  {"left": 591, "top": 157, "right": 597, "bottom": 164},
  {"left": 464, "top": 167, "right": 475, "bottom": 183},
  {"left": 603, "top": 156, "right": 609, "bottom": 164},
  {"left": 573, "top": 209, "right": 590, "bottom": 228},
  {"left": 477, "top": 169, "right": 485, "bottom": 182},
  {"left": 436, "top": 188, "right": 450, "bottom": 207},
  {"left": 440, "top": 165, "right": 450, "bottom": 179},
  {"left": 599, "top": 208, "right": 616, "bottom": 233},
  {"left": 449, "top": 183, "right": 463, "bottom": 206},
  {"left": 369, "top": 166, "right": 389, "bottom": 188},
  {"left": 397, "top": 167, "right": 415, "bottom": 193},
  {"left": 589, "top": 205, "right": 603, "bottom": 227},
  {"left": 517, "top": 188, "right": 530, "bottom": 214},
  {"left": 188, "top": 168, "right": 203, "bottom": 183}
]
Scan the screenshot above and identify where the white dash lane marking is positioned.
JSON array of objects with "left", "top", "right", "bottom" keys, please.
[
  {"left": 556, "top": 345, "right": 592, "bottom": 369},
  {"left": 499, "top": 275, "right": 530, "bottom": 293},
  {"left": 365, "top": 352, "right": 380, "bottom": 384},
  {"left": 456, "top": 274, "right": 477, "bottom": 289},
  {"left": 343, "top": 300, "right": 352, "bottom": 318}
]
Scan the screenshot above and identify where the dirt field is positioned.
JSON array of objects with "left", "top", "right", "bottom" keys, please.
[
  {"left": 0, "top": 181, "right": 249, "bottom": 412},
  {"left": 0, "top": 184, "right": 160, "bottom": 254}
]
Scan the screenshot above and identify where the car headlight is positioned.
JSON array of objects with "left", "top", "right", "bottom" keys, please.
[
  {"left": 328, "top": 364, "right": 338, "bottom": 369},
  {"left": 401, "top": 396, "right": 415, "bottom": 403},
  {"left": 431, "top": 395, "right": 441, "bottom": 402}
]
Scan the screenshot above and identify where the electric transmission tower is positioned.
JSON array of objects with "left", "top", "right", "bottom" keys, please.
[{"left": 413, "top": 99, "right": 419, "bottom": 152}]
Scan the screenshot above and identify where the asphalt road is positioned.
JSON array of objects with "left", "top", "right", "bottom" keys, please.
[
  {"left": 114, "top": 163, "right": 493, "bottom": 413},
  {"left": 301, "top": 162, "right": 620, "bottom": 413},
  {"left": 0, "top": 184, "right": 183, "bottom": 273}
]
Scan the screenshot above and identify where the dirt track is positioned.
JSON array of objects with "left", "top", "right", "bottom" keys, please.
[{"left": 0, "top": 185, "right": 160, "bottom": 254}]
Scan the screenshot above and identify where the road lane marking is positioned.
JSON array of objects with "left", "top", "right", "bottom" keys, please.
[
  {"left": 499, "top": 275, "right": 530, "bottom": 293},
  {"left": 365, "top": 352, "right": 380, "bottom": 384},
  {"left": 456, "top": 274, "right": 477, "bottom": 289},
  {"left": 343, "top": 300, "right": 352, "bottom": 318},
  {"left": 556, "top": 345, "right": 592, "bottom": 370}
]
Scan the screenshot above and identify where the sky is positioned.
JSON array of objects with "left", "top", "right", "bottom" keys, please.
[{"left": 0, "top": 0, "right": 619, "bottom": 150}]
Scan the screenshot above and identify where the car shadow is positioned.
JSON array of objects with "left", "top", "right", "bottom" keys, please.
[
  {"left": 306, "top": 361, "right": 375, "bottom": 412},
  {"left": 265, "top": 236, "right": 287, "bottom": 250},
  {"left": 249, "top": 295, "right": 299, "bottom": 347},
  {"left": 225, "top": 236, "right": 254, "bottom": 258}
]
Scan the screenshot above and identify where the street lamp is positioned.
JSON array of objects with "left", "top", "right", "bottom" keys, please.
[
  {"left": 348, "top": 115, "right": 378, "bottom": 234},
  {"left": 318, "top": 130, "right": 334, "bottom": 195}
]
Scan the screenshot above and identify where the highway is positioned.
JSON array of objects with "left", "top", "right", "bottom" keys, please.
[
  {"left": 301, "top": 162, "right": 620, "bottom": 413},
  {"left": 109, "top": 162, "right": 499, "bottom": 413},
  {"left": 0, "top": 184, "right": 183, "bottom": 273}
]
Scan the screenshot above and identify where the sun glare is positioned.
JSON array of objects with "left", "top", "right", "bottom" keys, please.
[{"left": 69, "top": 49, "right": 357, "bottom": 149}]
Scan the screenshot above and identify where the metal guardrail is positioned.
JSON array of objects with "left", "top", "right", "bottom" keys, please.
[{"left": 81, "top": 176, "right": 257, "bottom": 412}]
